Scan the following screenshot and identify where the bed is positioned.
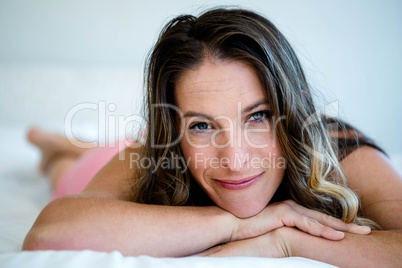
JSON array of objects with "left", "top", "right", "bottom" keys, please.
[{"left": 2, "top": 125, "right": 400, "bottom": 268}]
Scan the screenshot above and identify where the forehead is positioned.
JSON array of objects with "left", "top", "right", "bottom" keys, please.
[{"left": 175, "top": 60, "right": 267, "bottom": 114}]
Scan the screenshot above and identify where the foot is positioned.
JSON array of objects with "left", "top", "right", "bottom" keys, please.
[{"left": 27, "top": 127, "right": 88, "bottom": 173}]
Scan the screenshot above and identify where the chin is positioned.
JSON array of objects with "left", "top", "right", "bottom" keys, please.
[{"left": 225, "top": 203, "right": 266, "bottom": 219}]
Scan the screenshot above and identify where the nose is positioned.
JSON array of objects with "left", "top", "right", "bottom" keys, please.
[{"left": 215, "top": 127, "right": 250, "bottom": 171}]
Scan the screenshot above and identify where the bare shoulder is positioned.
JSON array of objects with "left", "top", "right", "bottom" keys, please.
[
  {"left": 340, "top": 146, "right": 402, "bottom": 229},
  {"left": 80, "top": 145, "right": 140, "bottom": 201}
]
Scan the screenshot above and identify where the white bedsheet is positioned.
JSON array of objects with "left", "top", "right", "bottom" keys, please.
[
  {"left": 1, "top": 125, "right": 371, "bottom": 268},
  {"left": 1, "top": 251, "right": 335, "bottom": 268}
]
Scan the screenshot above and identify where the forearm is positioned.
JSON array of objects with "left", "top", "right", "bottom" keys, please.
[
  {"left": 286, "top": 228, "right": 402, "bottom": 267},
  {"left": 22, "top": 194, "right": 234, "bottom": 257}
]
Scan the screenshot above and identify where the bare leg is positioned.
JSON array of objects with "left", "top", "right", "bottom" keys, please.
[{"left": 27, "top": 127, "right": 91, "bottom": 190}]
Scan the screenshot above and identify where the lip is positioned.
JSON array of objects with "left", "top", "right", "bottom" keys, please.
[{"left": 213, "top": 172, "right": 264, "bottom": 190}]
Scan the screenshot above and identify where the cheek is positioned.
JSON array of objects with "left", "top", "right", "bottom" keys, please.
[
  {"left": 249, "top": 131, "right": 281, "bottom": 153},
  {"left": 245, "top": 121, "right": 278, "bottom": 147},
  {"left": 179, "top": 140, "right": 206, "bottom": 180},
  {"left": 254, "top": 133, "right": 285, "bottom": 171}
]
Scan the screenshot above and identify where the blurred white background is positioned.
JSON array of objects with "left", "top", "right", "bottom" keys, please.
[{"left": 0, "top": 0, "right": 401, "bottom": 155}]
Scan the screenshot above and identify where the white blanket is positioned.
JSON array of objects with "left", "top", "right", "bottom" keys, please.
[{"left": 0, "top": 126, "right": 342, "bottom": 267}]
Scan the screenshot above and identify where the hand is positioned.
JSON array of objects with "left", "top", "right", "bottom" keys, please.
[
  {"left": 198, "top": 227, "right": 290, "bottom": 258},
  {"left": 232, "top": 200, "right": 371, "bottom": 242}
]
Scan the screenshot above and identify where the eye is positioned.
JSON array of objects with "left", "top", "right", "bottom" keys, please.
[
  {"left": 252, "top": 112, "right": 264, "bottom": 121},
  {"left": 248, "top": 110, "right": 271, "bottom": 123},
  {"left": 189, "top": 122, "right": 212, "bottom": 131}
]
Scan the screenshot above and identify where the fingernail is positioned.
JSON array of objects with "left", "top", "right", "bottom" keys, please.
[
  {"left": 353, "top": 225, "right": 371, "bottom": 234},
  {"left": 335, "top": 231, "right": 345, "bottom": 238}
]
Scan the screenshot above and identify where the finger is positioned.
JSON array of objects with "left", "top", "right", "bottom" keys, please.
[
  {"left": 283, "top": 200, "right": 371, "bottom": 235},
  {"left": 301, "top": 216, "right": 345, "bottom": 240},
  {"left": 277, "top": 204, "right": 343, "bottom": 240},
  {"left": 320, "top": 213, "right": 371, "bottom": 235},
  {"left": 283, "top": 213, "right": 345, "bottom": 240}
]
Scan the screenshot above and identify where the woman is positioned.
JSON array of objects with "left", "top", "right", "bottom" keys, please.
[{"left": 23, "top": 8, "right": 402, "bottom": 266}]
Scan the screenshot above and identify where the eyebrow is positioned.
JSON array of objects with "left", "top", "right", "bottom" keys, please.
[{"left": 183, "top": 99, "right": 270, "bottom": 120}]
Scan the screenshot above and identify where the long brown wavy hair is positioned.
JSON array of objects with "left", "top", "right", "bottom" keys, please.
[{"left": 130, "top": 8, "right": 380, "bottom": 229}]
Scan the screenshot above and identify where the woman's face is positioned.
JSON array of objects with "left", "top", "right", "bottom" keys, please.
[{"left": 175, "top": 59, "right": 286, "bottom": 218}]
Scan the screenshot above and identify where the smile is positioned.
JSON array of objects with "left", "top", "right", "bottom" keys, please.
[{"left": 213, "top": 172, "right": 264, "bottom": 190}]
